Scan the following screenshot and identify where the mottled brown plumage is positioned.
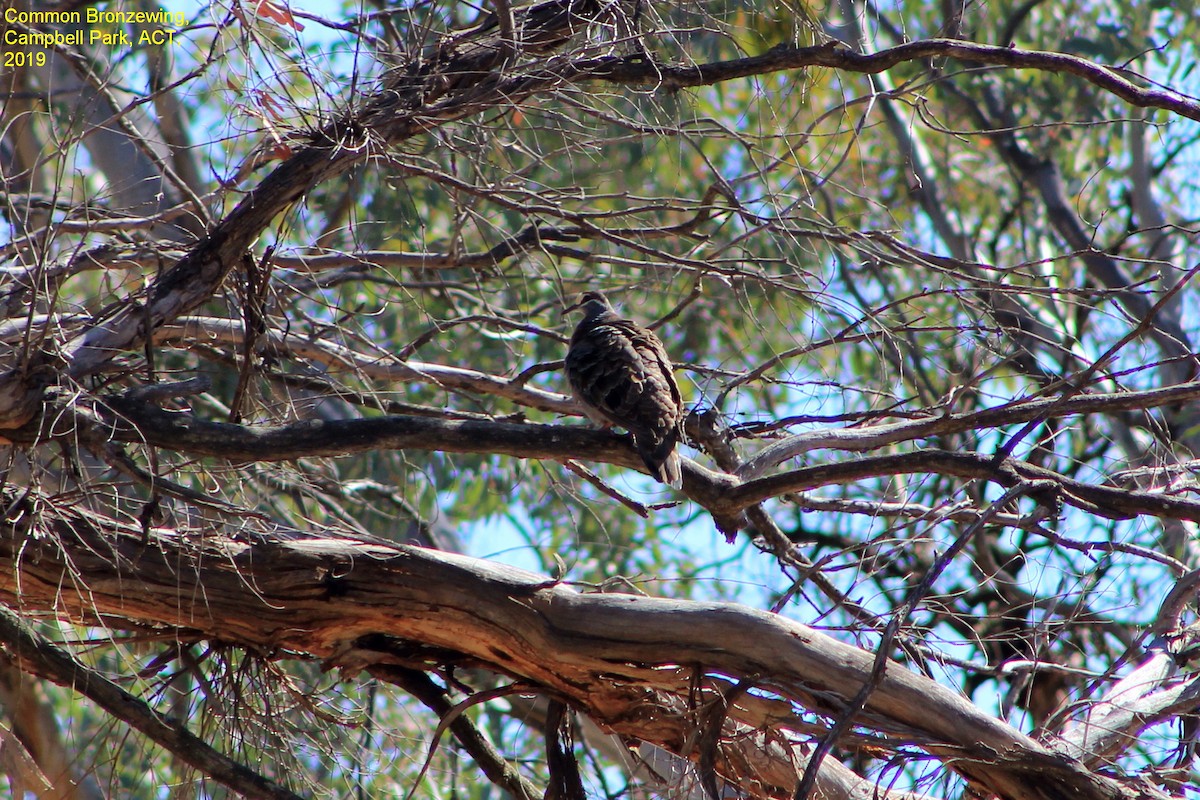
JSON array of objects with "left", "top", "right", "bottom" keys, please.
[{"left": 564, "top": 292, "right": 683, "bottom": 488}]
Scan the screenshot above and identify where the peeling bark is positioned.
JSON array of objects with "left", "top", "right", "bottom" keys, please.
[{"left": 0, "top": 502, "right": 1153, "bottom": 800}]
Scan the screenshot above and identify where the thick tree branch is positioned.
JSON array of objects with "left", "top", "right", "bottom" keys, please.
[
  {"left": 132, "top": 398, "right": 1200, "bottom": 525},
  {"left": 0, "top": 506, "right": 1152, "bottom": 800},
  {"left": 53, "top": 0, "right": 608, "bottom": 384},
  {"left": 1058, "top": 643, "right": 1200, "bottom": 767},
  {"left": 16, "top": 394, "right": 1200, "bottom": 534}
]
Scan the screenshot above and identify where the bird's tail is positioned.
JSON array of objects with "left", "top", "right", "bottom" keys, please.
[
  {"left": 657, "top": 451, "right": 683, "bottom": 489},
  {"left": 638, "top": 434, "right": 683, "bottom": 489}
]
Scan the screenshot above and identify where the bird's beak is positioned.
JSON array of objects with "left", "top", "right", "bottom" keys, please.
[{"left": 561, "top": 297, "right": 583, "bottom": 317}]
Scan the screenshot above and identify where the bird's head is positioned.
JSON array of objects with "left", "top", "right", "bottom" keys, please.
[{"left": 562, "top": 290, "right": 615, "bottom": 319}]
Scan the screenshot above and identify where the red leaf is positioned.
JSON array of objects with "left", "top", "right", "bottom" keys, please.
[{"left": 254, "top": 0, "right": 304, "bottom": 31}]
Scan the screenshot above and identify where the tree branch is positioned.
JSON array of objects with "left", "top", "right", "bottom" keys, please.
[
  {"left": 738, "top": 380, "right": 1200, "bottom": 479},
  {"left": 728, "top": 450, "right": 1200, "bottom": 523},
  {"left": 374, "top": 667, "right": 540, "bottom": 800},
  {"left": 589, "top": 38, "right": 1200, "bottom": 123},
  {"left": 0, "top": 606, "right": 304, "bottom": 800},
  {"left": 5, "top": 29, "right": 1192, "bottom": 425},
  {"left": 45, "top": 396, "right": 1200, "bottom": 527},
  {"left": 153, "top": 316, "right": 576, "bottom": 415},
  {"left": 53, "top": 0, "right": 607, "bottom": 384},
  {"left": 0, "top": 504, "right": 1151, "bottom": 800}
]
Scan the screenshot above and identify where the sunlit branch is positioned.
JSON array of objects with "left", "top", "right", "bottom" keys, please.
[
  {"left": 588, "top": 38, "right": 1200, "bottom": 123},
  {"left": 0, "top": 505, "right": 1144, "bottom": 800},
  {"left": 153, "top": 317, "right": 577, "bottom": 415},
  {"left": 22, "top": 396, "right": 1200, "bottom": 531}
]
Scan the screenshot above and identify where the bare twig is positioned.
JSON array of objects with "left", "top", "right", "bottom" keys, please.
[
  {"left": 0, "top": 607, "right": 304, "bottom": 800},
  {"left": 376, "top": 669, "right": 539, "bottom": 800}
]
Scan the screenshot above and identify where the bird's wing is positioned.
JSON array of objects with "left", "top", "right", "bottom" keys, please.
[{"left": 567, "top": 319, "right": 681, "bottom": 435}]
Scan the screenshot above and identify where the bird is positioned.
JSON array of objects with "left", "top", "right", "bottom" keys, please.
[{"left": 563, "top": 291, "right": 684, "bottom": 488}]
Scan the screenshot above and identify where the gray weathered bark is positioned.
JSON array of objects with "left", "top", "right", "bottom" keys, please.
[{"left": 0, "top": 500, "right": 1166, "bottom": 800}]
